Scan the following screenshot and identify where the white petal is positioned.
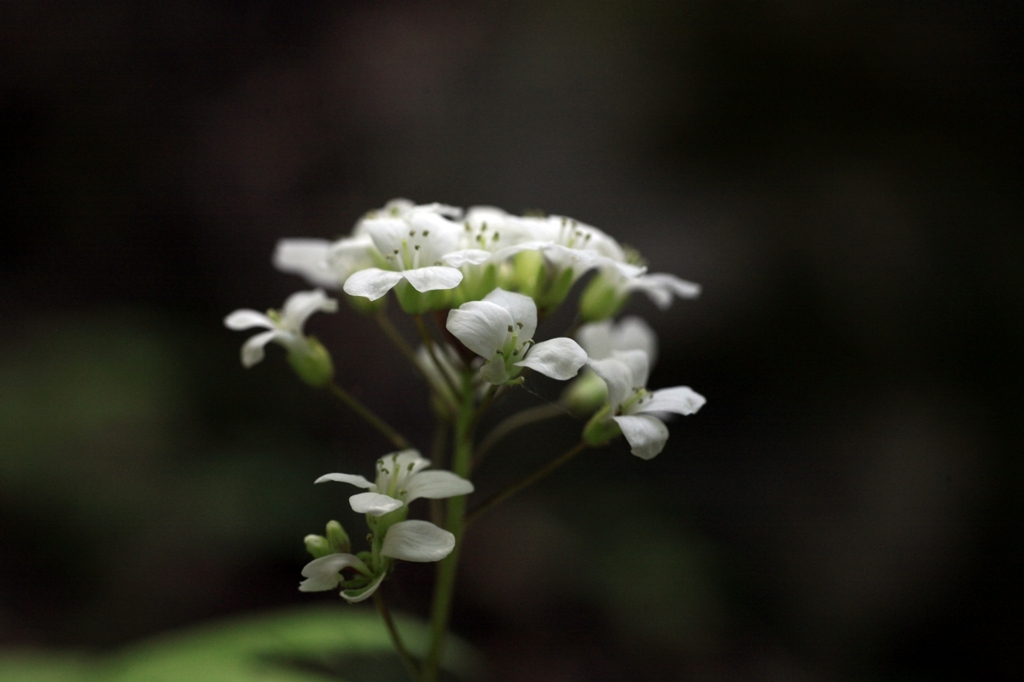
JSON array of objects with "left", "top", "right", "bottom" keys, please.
[
  {"left": 314, "top": 473, "right": 375, "bottom": 489},
  {"left": 483, "top": 289, "right": 537, "bottom": 341},
  {"left": 635, "top": 386, "right": 706, "bottom": 416},
  {"left": 349, "top": 492, "right": 405, "bottom": 516},
  {"left": 446, "top": 301, "right": 513, "bottom": 358},
  {"left": 404, "top": 470, "right": 474, "bottom": 503},
  {"left": 241, "top": 330, "right": 283, "bottom": 368},
  {"left": 224, "top": 309, "right": 274, "bottom": 331},
  {"left": 362, "top": 217, "right": 408, "bottom": 257},
  {"left": 613, "top": 316, "right": 658, "bottom": 366},
  {"left": 402, "top": 266, "right": 463, "bottom": 292},
  {"left": 341, "top": 572, "right": 386, "bottom": 603},
  {"left": 631, "top": 273, "right": 701, "bottom": 305},
  {"left": 611, "top": 349, "right": 650, "bottom": 390},
  {"left": 442, "top": 249, "right": 492, "bottom": 267},
  {"left": 343, "top": 268, "right": 405, "bottom": 300},
  {"left": 299, "top": 553, "right": 369, "bottom": 592},
  {"left": 407, "top": 211, "right": 461, "bottom": 258},
  {"left": 387, "top": 449, "right": 431, "bottom": 473},
  {"left": 281, "top": 289, "right": 338, "bottom": 331},
  {"left": 273, "top": 239, "right": 338, "bottom": 288},
  {"left": 516, "top": 338, "right": 588, "bottom": 380},
  {"left": 613, "top": 414, "right": 669, "bottom": 460},
  {"left": 587, "top": 356, "right": 634, "bottom": 409},
  {"left": 326, "top": 234, "right": 376, "bottom": 282},
  {"left": 576, "top": 320, "right": 613, "bottom": 359},
  {"left": 381, "top": 520, "right": 456, "bottom": 562}
]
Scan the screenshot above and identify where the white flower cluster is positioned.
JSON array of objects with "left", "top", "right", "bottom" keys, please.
[
  {"left": 273, "top": 198, "right": 699, "bottom": 316},
  {"left": 223, "top": 198, "right": 707, "bottom": 609}
]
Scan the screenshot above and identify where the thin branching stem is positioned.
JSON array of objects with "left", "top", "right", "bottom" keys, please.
[
  {"left": 374, "top": 312, "right": 425, "bottom": 379},
  {"left": 373, "top": 590, "right": 420, "bottom": 682},
  {"left": 473, "top": 402, "right": 568, "bottom": 470},
  {"left": 326, "top": 379, "right": 412, "bottom": 450},
  {"left": 466, "top": 441, "right": 588, "bottom": 527}
]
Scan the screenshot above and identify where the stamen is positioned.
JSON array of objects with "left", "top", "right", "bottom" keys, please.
[{"left": 422, "top": 230, "right": 430, "bottom": 236}]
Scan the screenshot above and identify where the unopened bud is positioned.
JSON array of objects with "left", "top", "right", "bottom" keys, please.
[
  {"left": 325, "top": 520, "right": 351, "bottom": 554},
  {"left": 304, "top": 534, "right": 331, "bottom": 559},
  {"left": 561, "top": 371, "right": 609, "bottom": 416},
  {"left": 287, "top": 336, "right": 334, "bottom": 387}
]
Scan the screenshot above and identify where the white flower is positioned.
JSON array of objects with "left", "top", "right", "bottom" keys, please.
[
  {"left": 523, "top": 215, "right": 645, "bottom": 280},
  {"left": 315, "top": 449, "right": 474, "bottom": 517},
  {"left": 577, "top": 316, "right": 658, "bottom": 366},
  {"left": 588, "top": 350, "right": 705, "bottom": 460},
  {"left": 272, "top": 239, "right": 339, "bottom": 289},
  {"left": 299, "top": 519, "right": 456, "bottom": 602},
  {"left": 446, "top": 288, "right": 588, "bottom": 385},
  {"left": 223, "top": 289, "right": 337, "bottom": 367},
  {"left": 343, "top": 209, "right": 468, "bottom": 300},
  {"left": 606, "top": 269, "right": 701, "bottom": 309}
]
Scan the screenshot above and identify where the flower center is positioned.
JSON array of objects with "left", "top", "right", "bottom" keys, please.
[{"left": 619, "top": 387, "right": 650, "bottom": 414}]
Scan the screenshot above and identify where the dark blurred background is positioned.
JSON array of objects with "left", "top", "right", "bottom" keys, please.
[{"left": 1, "top": 1, "right": 1022, "bottom": 680}]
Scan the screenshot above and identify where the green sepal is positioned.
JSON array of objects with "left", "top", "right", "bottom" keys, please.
[
  {"left": 346, "top": 292, "right": 387, "bottom": 315},
  {"left": 582, "top": 405, "right": 621, "bottom": 447},
  {"left": 394, "top": 280, "right": 450, "bottom": 314}
]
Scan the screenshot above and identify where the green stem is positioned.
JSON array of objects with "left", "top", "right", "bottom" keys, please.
[
  {"left": 374, "top": 312, "right": 425, "bottom": 379},
  {"left": 466, "top": 441, "right": 587, "bottom": 528},
  {"left": 373, "top": 589, "right": 420, "bottom": 682},
  {"left": 326, "top": 379, "right": 412, "bottom": 450},
  {"left": 472, "top": 401, "right": 567, "bottom": 470},
  {"left": 422, "top": 371, "right": 475, "bottom": 682}
]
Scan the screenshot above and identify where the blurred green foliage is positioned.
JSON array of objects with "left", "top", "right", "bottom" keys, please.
[{"left": 0, "top": 606, "right": 479, "bottom": 682}]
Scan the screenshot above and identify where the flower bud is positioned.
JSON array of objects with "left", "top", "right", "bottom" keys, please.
[
  {"left": 287, "top": 336, "right": 334, "bottom": 387},
  {"left": 325, "top": 520, "right": 351, "bottom": 554},
  {"left": 579, "top": 272, "right": 627, "bottom": 322},
  {"left": 561, "top": 371, "right": 609, "bottom": 416},
  {"left": 582, "top": 405, "right": 622, "bottom": 447},
  {"left": 304, "top": 534, "right": 331, "bottom": 559}
]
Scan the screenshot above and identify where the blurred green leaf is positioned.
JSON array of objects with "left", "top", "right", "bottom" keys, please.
[
  {"left": 0, "top": 607, "right": 481, "bottom": 682},
  {"left": 0, "top": 653, "right": 91, "bottom": 682}
]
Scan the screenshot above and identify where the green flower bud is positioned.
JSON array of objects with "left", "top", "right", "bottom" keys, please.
[
  {"left": 287, "top": 336, "right": 334, "bottom": 387},
  {"left": 304, "top": 534, "right": 331, "bottom": 559},
  {"left": 582, "top": 405, "right": 622, "bottom": 447},
  {"left": 562, "top": 371, "right": 609, "bottom": 416},
  {"left": 579, "top": 272, "right": 627, "bottom": 322},
  {"left": 325, "top": 520, "right": 351, "bottom": 554}
]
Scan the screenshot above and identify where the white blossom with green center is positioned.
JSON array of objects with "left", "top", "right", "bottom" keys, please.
[
  {"left": 342, "top": 210, "right": 469, "bottom": 301},
  {"left": 223, "top": 289, "right": 337, "bottom": 368},
  {"left": 446, "top": 288, "right": 588, "bottom": 385},
  {"left": 588, "top": 349, "right": 706, "bottom": 459},
  {"left": 315, "top": 449, "right": 474, "bottom": 517}
]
